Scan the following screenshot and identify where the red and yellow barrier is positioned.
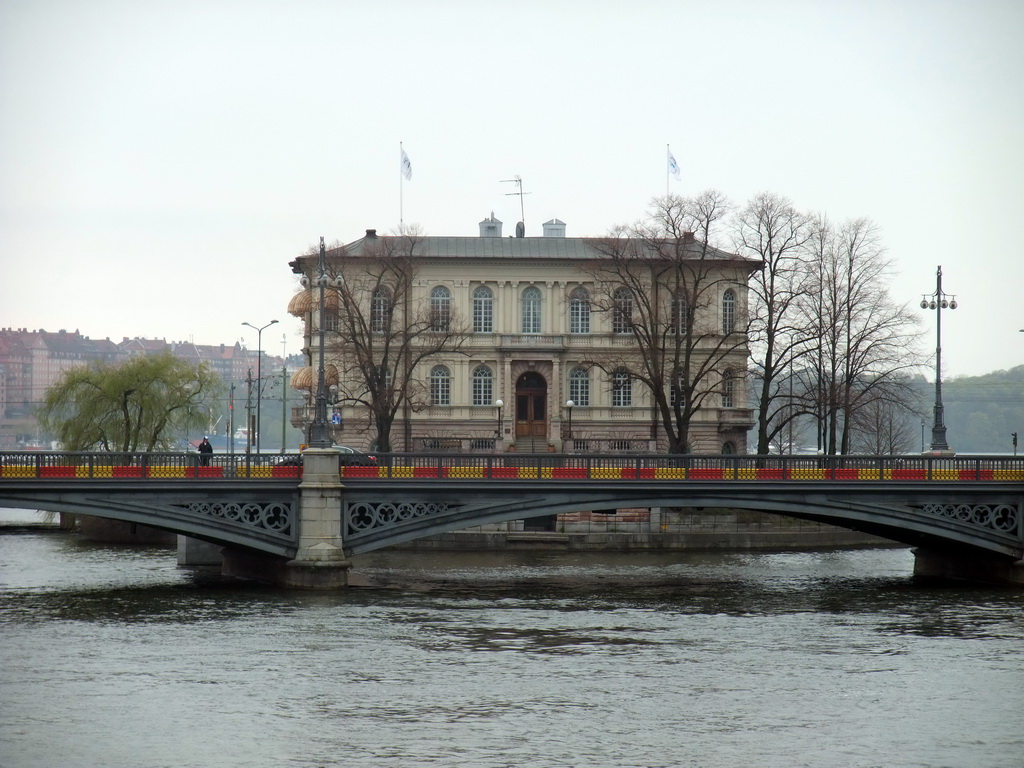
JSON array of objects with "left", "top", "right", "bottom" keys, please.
[{"left": 6, "top": 459, "right": 1024, "bottom": 483}]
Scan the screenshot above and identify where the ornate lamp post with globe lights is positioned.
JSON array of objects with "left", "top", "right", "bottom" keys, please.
[
  {"left": 308, "top": 236, "right": 342, "bottom": 449},
  {"left": 920, "top": 265, "right": 957, "bottom": 454}
]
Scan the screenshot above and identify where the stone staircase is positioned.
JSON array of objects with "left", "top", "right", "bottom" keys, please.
[{"left": 513, "top": 436, "right": 548, "bottom": 453}]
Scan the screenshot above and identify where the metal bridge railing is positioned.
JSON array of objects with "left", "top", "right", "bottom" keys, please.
[
  {"left": 0, "top": 451, "right": 302, "bottom": 480},
  {"left": 3, "top": 451, "right": 1023, "bottom": 482}
]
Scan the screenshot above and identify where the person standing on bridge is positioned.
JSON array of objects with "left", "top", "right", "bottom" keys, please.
[{"left": 198, "top": 436, "right": 213, "bottom": 467}]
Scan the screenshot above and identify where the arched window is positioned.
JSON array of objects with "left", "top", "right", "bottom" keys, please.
[
  {"left": 472, "top": 286, "right": 493, "bottom": 334},
  {"left": 430, "top": 286, "right": 452, "bottom": 332},
  {"left": 671, "top": 291, "right": 688, "bottom": 335},
  {"left": 612, "top": 287, "right": 634, "bottom": 334},
  {"left": 472, "top": 365, "right": 493, "bottom": 406},
  {"left": 568, "top": 367, "right": 590, "bottom": 407},
  {"left": 371, "top": 287, "right": 392, "bottom": 334},
  {"left": 611, "top": 369, "right": 632, "bottom": 407},
  {"left": 429, "top": 365, "right": 451, "bottom": 406},
  {"left": 722, "top": 289, "right": 736, "bottom": 335},
  {"left": 722, "top": 441, "right": 736, "bottom": 454},
  {"left": 521, "top": 286, "right": 542, "bottom": 334},
  {"left": 569, "top": 287, "right": 590, "bottom": 334},
  {"left": 722, "top": 368, "right": 735, "bottom": 408}
]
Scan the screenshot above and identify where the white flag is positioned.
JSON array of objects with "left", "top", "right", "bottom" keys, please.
[
  {"left": 668, "top": 151, "right": 681, "bottom": 181},
  {"left": 401, "top": 149, "right": 412, "bottom": 180}
]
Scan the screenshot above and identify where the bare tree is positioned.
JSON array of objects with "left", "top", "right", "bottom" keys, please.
[
  {"left": 848, "top": 378, "right": 920, "bottom": 454},
  {"left": 802, "top": 216, "right": 922, "bottom": 454},
  {"left": 735, "top": 192, "right": 815, "bottom": 454},
  {"left": 583, "top": 192, "right": 758, "bottom": 453},
  {"left": 300, "top": 231, "right": 470, "bottom": 452}
]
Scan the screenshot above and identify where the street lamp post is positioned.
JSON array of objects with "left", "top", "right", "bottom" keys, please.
[
  {"left": 308, "top": 236, "right": 339, "bottom": 449},
  {"left": 241, "top": 319, "right": 278, "bottom": 454},
  {"left": 919, "top": 265, "right": 957, "bottom": 453},
  {"left": 494, "top": 399, "right": 504, "bottom": 444},
  {"left": 565, "top": 399, "right": 574, "bottom": 447},
  {"left": 227, "top": 383, "right": 235, "bottom": 457}
]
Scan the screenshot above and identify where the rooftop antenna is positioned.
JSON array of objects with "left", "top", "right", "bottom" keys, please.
[{"left": 501, "top": 175, "right": 530, "bottom": 236}]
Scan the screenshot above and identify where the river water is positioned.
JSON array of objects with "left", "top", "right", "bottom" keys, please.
[{"left": 2, "top": 508, "right": 1023, "bottom": 768}]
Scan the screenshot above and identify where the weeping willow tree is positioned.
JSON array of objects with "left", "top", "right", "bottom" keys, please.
[{"left": 38, "top": 352, "right": 220, "bottom": 451}]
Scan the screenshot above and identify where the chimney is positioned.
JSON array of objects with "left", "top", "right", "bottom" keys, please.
[
  {"left": 479, "top": 212, "right": 503, "bottom": 238},
  {"left": 542, "top": 218, "right": 566, "bottom": 238},
  {"left": 365, "top": 229, "right": 377, "bottom": 238},
  {"left": 683, "top": 231, "right": 695, "bottom": 243}
]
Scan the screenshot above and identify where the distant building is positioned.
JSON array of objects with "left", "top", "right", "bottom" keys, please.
[
  {"left": 0, "top": 328, "right": 119, "bottom": 447},
  {"left": 0, "top": 328, "right": 288, "bottom": 448},
  {"left": 287, "top": 217, "right": 758, "bottom": 454}
]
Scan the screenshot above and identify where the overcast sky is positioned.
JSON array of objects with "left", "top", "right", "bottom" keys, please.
[{"left": 2, "top": 0, "right": 1022, "bottom": 377}]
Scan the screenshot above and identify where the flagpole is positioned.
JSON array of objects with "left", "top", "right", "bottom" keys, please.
[
  {"left": 666, "top": 144, "right": 670, "bottom": 197},
  {"left": 400, "top": 141, "right": 404, "bottom": 229}
]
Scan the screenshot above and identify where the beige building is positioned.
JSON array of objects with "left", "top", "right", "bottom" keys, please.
[{"left": 288, "top": 216, "right": 758, "bottom": 454}]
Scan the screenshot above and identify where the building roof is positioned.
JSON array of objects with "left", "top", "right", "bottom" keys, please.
[
  {"left": 120, "top": 337, "right": 170, "bottom": 354},
  {"left": 0, "top": 328, "right": 122, "bottom": 361},
  {"left": 290, "top": 233, "right": 761, "bottom": 272}
]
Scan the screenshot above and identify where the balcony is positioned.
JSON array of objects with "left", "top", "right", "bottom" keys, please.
[
  {"left": 718, "top": 408, "right": 755, "bottom": 431},
  {"left": 498, "top": 334, "right": 565, "bottom": 350}
]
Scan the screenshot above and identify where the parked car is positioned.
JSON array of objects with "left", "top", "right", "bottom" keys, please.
[
  {"left": 274, "top": 446, "right": 377, "bottom": 468},
  {"left": 337, "top": 446, "right": 377, "bottom": 466}
]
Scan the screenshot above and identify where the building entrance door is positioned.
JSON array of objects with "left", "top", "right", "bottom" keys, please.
[{"left": 514, "top": 371, "right": 547, "bottom": 439}]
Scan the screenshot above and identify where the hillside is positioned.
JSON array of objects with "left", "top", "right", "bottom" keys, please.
[{"left": 919, "top": 365, "right": 1024, "bottom": 454}]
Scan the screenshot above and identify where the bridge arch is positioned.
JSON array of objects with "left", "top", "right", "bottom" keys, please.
[
  {"left": 339, "top": 482, "right": 1023, "bottom": 561},
  {"left": 2, "top": 451, "right": 1022, "bottom": 586},
  {"left": 0, "top": 487, "right": 299, "bottom": 558}
]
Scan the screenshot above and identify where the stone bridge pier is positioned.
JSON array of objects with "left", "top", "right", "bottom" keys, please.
[
  {"left": 221, "top": 448, "right": 350, "bottom": 588},
  {"left": 913, "top": 548, "right": 1024, "bottom": 586}
]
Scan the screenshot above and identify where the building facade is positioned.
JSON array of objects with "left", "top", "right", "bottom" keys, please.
[{"left": 288, "top": 217, "right": 759, "bottom": 454}]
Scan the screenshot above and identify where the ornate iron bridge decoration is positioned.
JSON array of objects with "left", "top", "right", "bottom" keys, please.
[
  {"left": 174, "top": 500, "right": 294, "bottom": 537},
  {"left": 345, "top": 500, "right": 461, "bottom": 538},
  {"left": 918, "top": 503, "right": 1019, "bottom": 534}
]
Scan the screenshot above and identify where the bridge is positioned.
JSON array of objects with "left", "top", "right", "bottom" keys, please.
[{"left": 2, "top": 450, "right": 1022, "bottom": 587}]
